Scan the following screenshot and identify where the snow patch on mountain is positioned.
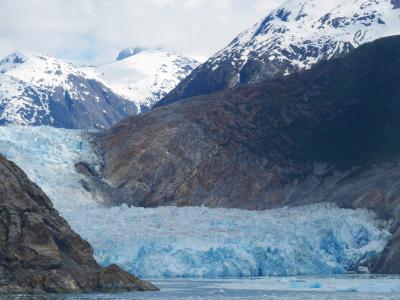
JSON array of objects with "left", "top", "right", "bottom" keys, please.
[{"left": 0, "top": 125, "right": 392, "bottom": 278}]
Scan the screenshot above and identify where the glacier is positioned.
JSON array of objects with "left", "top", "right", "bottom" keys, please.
[{"left": 0, "top": 125, "right": 392, "bottom": 278}]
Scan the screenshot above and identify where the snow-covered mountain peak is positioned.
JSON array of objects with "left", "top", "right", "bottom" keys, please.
[
  {"left": 0, "top": 51, "right": 137, "bottom": 129},
  {"left": 1, "top": 52, "right": 87, "bottom": 91},
  {"left": 158, "top": 0, "right": 400, "bottom": 106},
  {"left": 214, "top": 0, "right": 399, "bottom": 72},
  {"left": 91, "top": 49, "right": 199, "bottom": 111}
]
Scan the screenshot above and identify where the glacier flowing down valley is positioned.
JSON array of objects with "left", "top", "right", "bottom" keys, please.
[{"left": 0, "top": 125, "right": 392, "bottom": 278}]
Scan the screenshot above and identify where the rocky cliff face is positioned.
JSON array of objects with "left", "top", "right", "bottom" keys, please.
[
  {"left": 80, "top": 36, "right": 400, "bottom": 273},
  {"left": 157, "top": 0, "right": 400, "bottom": 107},
  {"left": 0, "top": 154, "right": 157, "bottom": 293}
]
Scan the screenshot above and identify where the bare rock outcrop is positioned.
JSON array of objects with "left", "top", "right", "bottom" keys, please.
[{"left": 0, "top": 154, "right": 158, "bottom": 293}]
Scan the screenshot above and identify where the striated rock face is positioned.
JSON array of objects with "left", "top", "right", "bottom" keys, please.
[
  {"left": 0, "top": 154, "right": 158, "bottom": 293},
  {"left": 83, "top": 37, "right": 400, "bottom": 273}
]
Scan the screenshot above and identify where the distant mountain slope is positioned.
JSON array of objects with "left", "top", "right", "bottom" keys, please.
[
  {"left": 157, "top": 0, "right": 400, "bottom": 107},
  {"left": 89, "top": 49, "right": 199, "bottom": 112},
  {"left": 81, "top": 36, "right": 400, "bottom": 273},
  {"left": 0, "top": 52, "right": 137, "bottom": 129},
  {"left": 0, "top": 49, "right": 197, "bottom": 128}
]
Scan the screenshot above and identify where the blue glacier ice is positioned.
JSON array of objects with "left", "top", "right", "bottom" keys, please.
[{"left": 0, "top": 125, "right": 392, "bottom": 278}]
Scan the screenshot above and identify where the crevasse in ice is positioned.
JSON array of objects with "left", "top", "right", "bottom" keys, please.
[{"left": 0, "top": 125, "right": 392, "bottom": 278}]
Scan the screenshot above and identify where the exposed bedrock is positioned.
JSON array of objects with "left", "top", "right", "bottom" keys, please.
[{"left": 0, "top": 154, "right": 158, "bottom": 293}]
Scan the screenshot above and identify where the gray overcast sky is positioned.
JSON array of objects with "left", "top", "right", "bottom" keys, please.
[{"left": 0, "top": 0, "right": 285, "bottom": 64}]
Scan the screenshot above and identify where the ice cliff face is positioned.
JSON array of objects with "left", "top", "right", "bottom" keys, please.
[
  {"left": 158, "top": 0, "right": 400, "bottom": 106},
  {"left": 0, "top": 125, "right": 391, "bottom": 278},
  {"left": 90, "top": 204, "right": 390, "bottom": 278}
]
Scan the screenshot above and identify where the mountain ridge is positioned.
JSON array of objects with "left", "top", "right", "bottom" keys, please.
[
  {"left": 157, "top": 0, "right": 400, "bottom": 107},
  {"left": 0, "top": 48, "right": 198, "bottom": 128},
  {"left": 0, "top": 52, "right": 137, "bottom": 129}
]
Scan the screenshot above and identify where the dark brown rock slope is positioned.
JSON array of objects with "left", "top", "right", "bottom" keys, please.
[
  {"left": 81, "top": 36, "right": 400, "bottom": 273},
  {"left": 0, "top": 154, "right": 158, "bottom": 293}
]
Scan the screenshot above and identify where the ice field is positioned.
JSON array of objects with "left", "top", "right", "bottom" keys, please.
[{"left": 0, "top": 125, "right": 393, "bottom": 278}]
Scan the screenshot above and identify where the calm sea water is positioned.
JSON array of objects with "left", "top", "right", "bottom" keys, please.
[{"left": 3, "top": 275, "right": 400, "bottom": 300}]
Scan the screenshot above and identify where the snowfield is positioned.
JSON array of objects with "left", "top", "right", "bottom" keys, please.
[{"left": 0, "top": 126, "right": 392, "bottom": 278}]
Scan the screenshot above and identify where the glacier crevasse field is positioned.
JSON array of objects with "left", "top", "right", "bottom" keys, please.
[{"left": 0, "top": 125, "right": 392, "bottom": 278}]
